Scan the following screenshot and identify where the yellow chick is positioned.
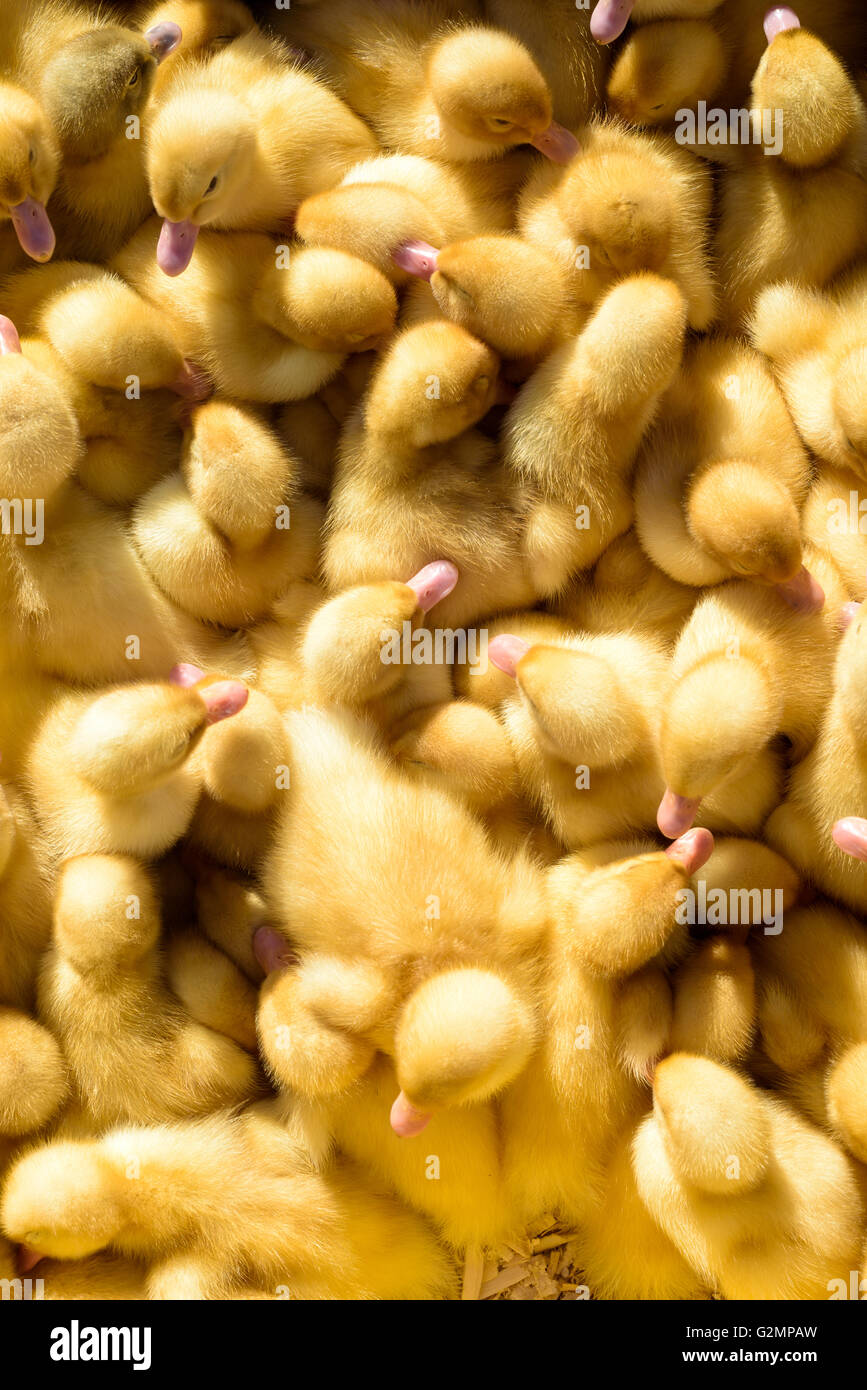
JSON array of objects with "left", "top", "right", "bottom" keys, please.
[
  {"left": 38, "top": 853, "right": 259, "bottom": 1127},
  {"left": 752, "top": 900, "right": 867, "bottom": 1161},
  {"left": 396, "top": 233, "right": 578, "bottom": 369},
  {"left": 634, "top": 337, "right": 814, "bottom": 593},
  {"left": 715, "top": 20, "right": 867, "bottom": 331},
  {"left": 1, "top": 1106, "right": 457, "bottom": 1299},
  {"left": 633, "top": 1053, "right": 864, "bottom": 1299},
  {"left": 323, "top": 320, "right": 537, "bottom": 628},
  {"left": 184, "top": 678, "right": 289, "bottom": 873},
  {"left": 0, "top": 322, "right": 248, "bottom": 684},
  {"left": 479, "top": 617, "right": 782, "bottom": 846},
  {"left": 518, "top": 118, "right": 717, "bottom": 329},
  {"left": 500, "top": 829, "right": 713, "bottom": 1236},
  {"left": 114, "top": 218, "right": 396, "bottom": 401},
  {"left": 273, "top": 0, "right": 579, "bottom": 164},
  {"left": 138, "top": 0, "right": 256, "bottom": 98},
  {"left": 131, "top": 399, "right": 322, "bottom": 627},
  {"left": 0, "top": 779, "right": 68, "bottom": 1141},
  {"left": 503, "top": 273, "right": 687, "bottom": 596},
  {"left": 295, "top": 153, "right": 516, "bottom": 286},
  {"left": 606, "top": 17, "right": 728, "bottom": 128},
  {"left": 10, "top": 1, "right": 183, "bottom": 260},
  {"left": 484, "top": 0, "right": 605, "bottom": 129},
  {"left": 146, "top": 28, "right": 378, "bottom": 275},
  {"left": 750, "top": 266, "right": 867, "bottom": 482},
  {"left": 0, "top": 80, "right": 58, "bottom": 267},
  {"left": 255, "top": 705, "right": 546, "bottom": 1249},
  {"left": 658, "top": 546, "right": 847, "bottom": 838},
  {"left": 25, "top": 670, "right": 249, "bottom": 862},
  {"left": 3, "top": 260, "right": 210, "bottom": 400}
]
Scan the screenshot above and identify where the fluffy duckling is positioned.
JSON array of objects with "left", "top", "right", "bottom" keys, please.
[
  {"left": 1, "top": 1107, "right": 456, "bottom": 1299},
  {"left": 295, "top": 153, "right": 516, "bottom": 287},
  {"left": 765, "top": 602, "right": 867, "bottom": 915},
  {"left": 115, "top": 218, "right": 395, "bottom": 401},
  {"left": 38, "top": 854, "right": 258, "bottom": 1127},
  {"left": 634, "top": 337, "right": 814, "bottom": 594},
  {"left": 0, "top": 323, "right": 247, "bottom": 684},
  {"left": 633, "top": 1053, "right": 864, "bottom": 1299},
  {"left": 396, "top": 233, "right": 578, "bottom": 370},
  {"left": 606, "top": 17, "right": 727, "bottom": 128},
  {"left": 750, "top": 268, "right": 867, "bottom": 482},
  {"left": 715, "top": 18, "right": 867, "bottom": 331},
  {"left": 0, "top": 80, "right": 58, "bottom": 267},
  {"left": 18, "top": 326, "right": 185, "bottom": 505},
  {"left": 503, "top": 273, "right": 687, "bottom": 597},
  {"left": 658, "top": 546, "right": 847, "bottom": 838},
  {"left": 25, "top": 670, "right": 248, "bottom": 862},
  {"left": 273, "top": 0, "right": 577, "bottom": 164},
  {"left": 10, "top": 3, "right": 182, "bottom": 260},
  {"left": 517, "top": 118, "right": 717, "bottom": 329},
  {"left": 499, "top": 829, "right": 712, "bottom": 1238},
  {"left": 2, "top": 261, "right": 210, "bottom": 400},
  {"left": 138, "top": 0, "right": 256, "bottom": 98},
  {"left": 323, "top": 321, "right": 537, "bottom": 628},
  {"left": 131, "top": 399, "right": 322, "bottom": 627},
  {"left": 146, "top": 28, "right": 378, "bottom": 275},
  {"left": 483, "top": 0, "right": 605, "bottom": 129},
  {"left": 479, "top": 617, "right": 781, "bottom": 847},
  {"left": 256, "top": 706, "right": 546, "bottom": 1249},
  {"left": 295, "top": 561, "right": 458, "bottom": 727}
]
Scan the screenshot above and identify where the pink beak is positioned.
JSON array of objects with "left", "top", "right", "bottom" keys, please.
[
  {"left": 157, "top": 218, "right": 199, "bottom": 276},
  {"left": 590, "top": 0, "right": 636, "bottom": 44},
  {"left": 833, "top": 818, "right": 867, "bottom": 863},
  {"left": 764, "top": 7, "right": 800, "bottom": 43},
  {"left": 405, "top": 560, "right": 459, "bottom": 613},
  {"left": 665, "top": 826, "right": 714, "bottom": 875},
  {"left": 487, "top": 634, "right": 531, "bottom": 680},
  {"left": 17, "top": 1244, "right": 44, "bottom": 1274},
  {"left": 657, "top": 788, "right": 703, "bottom": 839},
  {"left": 529, "top": 122, "right": 580, "bottom": 164},
  {"left": 392, "top": 240, "right": 440, "bottom": 281},
  {"left": 390, "top": 1091, "right": 431, "bottom": 1138},
  {"left": 145, "top": 21, "right": 183, "bottom": 62},
  {"left": 9, "top": 197, "right": 55, "bottom": 262},
  {"left": 775, "top": 566, "right": 825, "bottom": 615}
]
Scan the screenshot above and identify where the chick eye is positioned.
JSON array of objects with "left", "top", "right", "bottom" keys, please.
[
  {"left": 204, "top": 176, "right": 219, "bottom": 196},
  {"left": 487, "top": 116, "right": 514, "bottom": 131},
  {"left": 127, "top": 67, "right": 141, "bottom": 88},
  {"left": 28, "top": 147, "right": 36, "bottom": 165}
]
